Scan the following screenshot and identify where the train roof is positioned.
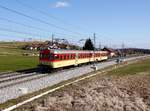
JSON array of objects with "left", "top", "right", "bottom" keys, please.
[
  {"left": 41, "top": 49, "right": 108, "bottom": 54},
  {"left": 53, "top": 49, "right": 92, "bottom": 54}
]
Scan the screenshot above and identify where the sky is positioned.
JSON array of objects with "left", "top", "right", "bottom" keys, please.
[{"left": 0, "top": 0, "right": 150, "bottom": 49}]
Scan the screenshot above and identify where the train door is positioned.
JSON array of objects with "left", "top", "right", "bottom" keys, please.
[{"left": 75, "top": 52, "right": 78, "bottom": 66}]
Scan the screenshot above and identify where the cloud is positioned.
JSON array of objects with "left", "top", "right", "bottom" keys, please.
[{"left": 53, "top": 1, "right": 70, "bottom": 8}]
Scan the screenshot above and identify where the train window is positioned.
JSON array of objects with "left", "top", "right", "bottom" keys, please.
[
  {"left": 64, "top": 54, "right": 66, "bottom": 60},
  {"left": 66, "top": 54, "right": 68, "bottom": 60},
  {"left": 40, "top": 53, "right": 50, "bottom": 59},
  {"left": 87, "top": 54, "right": 89, "bottom": 57},
  {"left": 65, "top": 55, "right": 67, "bottom": 59},
  {"left": 54, "top": 54, "right": 59, "bottom": 60},
  {"left": 49, "top": 53, "right": 53, "bottom": 60},
  {"left": 80, "top": 54, "right": 82, "bottom": 58},
  {"left": 66, "top": 54, "right": 69, "bottom": 60},
  {"left": 78, "top": 54, "right": 80, "bottom": 59},
  {"left": 59, "top": 55, "right": 62, "bottom": 60},
  {"left": 72, "top": 54, "right": 75, "bottom": 59},
  {"left": 61, "top": 55, "right": 64, "bottom": 60}
]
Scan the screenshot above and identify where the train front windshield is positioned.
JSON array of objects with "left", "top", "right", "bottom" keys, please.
[{"left": 40, "top": 51, "right": 53, "bottom": 61}]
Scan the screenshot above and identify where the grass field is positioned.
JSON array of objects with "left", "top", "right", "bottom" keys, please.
[
  {"left": 0, "top": 56, "right": 39, "bottom": 72},
  {"left": 0, "top": 42, "right": 27, "bottom": 48},
  {"left": 108, "top": 58, "right": 150, "bottom": 76},
  {"left": 0, "top": 47, "right": 36, "bottom": 56},
  {"left": 0, "top": 42, "right": 38, "bottom": 56},
  {"left": 0, "top": 42, "right": 39, "bottom": 72}
]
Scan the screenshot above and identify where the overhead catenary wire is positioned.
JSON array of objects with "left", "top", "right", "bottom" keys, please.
[
  {"left": 0, "top": 17, "right": 81, "bottom": 38},
  {"left": 15, "top": 0, "right": 92, "bottom": 34},
  {"left": 0, "top": 4, "right": 86, "bottom": 36},
  {"left": 0, "top": 27, "right": 77, "bottom": 43},
  {"left": 0, "top": 33, "right": 42, "bottom": 41},
  {"left": 0, "top": 3, "right": 112, "bottom": 46},
  {"left": 0, "top": 27, "right": 48, "bottom": 39}
]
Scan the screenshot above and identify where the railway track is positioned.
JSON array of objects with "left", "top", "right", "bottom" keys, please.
[
  {"left": 0, "top": 56, "right": 140, "bottom": 89},
  {"left": 0, "top": 59, "right": 111, "bottom": 91},
  {"left": 0, "top": 74, "right": 48, "bottom": 89},
  {"left": 1, "top": 55, "right": 150, "bottom": 111},
  {"left": 0, "top": 55, "right": 149, "bottom": 105},
  {"left": 0, "top": 73, "right": 38, "bottom": 83},
  {"left": 0, "top": 68, "right": 37, "bottom": 78}
]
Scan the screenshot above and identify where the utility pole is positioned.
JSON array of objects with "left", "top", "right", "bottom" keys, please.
[
  {"left": 92, "top": 33, "right": 97, "bottom": 71},
  {"left": 52, "top": 34, "right": 54, "bottom": 46},
  {"left": 94, "top": 33, "right": 96, "bottom": 49},
  {"left": 93, "top": 33, "right": 96, "bottom": 63},
  {"left": 99, "top": 42, "right": 101, "bottom": 50},
  {"left": 122, "top": 43, "right": 125, "bottom": 57}
]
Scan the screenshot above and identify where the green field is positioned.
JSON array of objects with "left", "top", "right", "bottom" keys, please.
[
  {"left": 0, "top": 42, "right": 38, "bottom": 56},
  {"left": 0, "top": 47, "right": 36, "bottom": 56},
  {"left": 0, "top": 56, "right": 39, "bottom": 72},
  {"left": 0, "top": 42, "right": 39, "bottom": 72},
  {"left": 109, "top": 58, "right": 150, "bottom": 76}
]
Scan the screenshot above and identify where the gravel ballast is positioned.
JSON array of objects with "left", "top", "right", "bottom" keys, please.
[
  {"left": 17, "top": 71, "right": 150, "bottom": 111},
  {"left": 0, "top": 56, "right": 149, "bottom": 104}
]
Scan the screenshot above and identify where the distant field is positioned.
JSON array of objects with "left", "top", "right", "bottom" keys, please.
[
  {"left": 108, "top": 58, "right": 150, "bottom": 76},
  {"left": 0, "top": 55, "right": 39, "bottom": 72},
  {"left": 0, "top": 47, "right": 36, "bottom": 56},
  {"left": 0, "top": 41, "right": 33, "bottom": 49},
  {"left": 0, "top": 42, "right": 38, "bottom": 56},
  {"left": 0, "top": 42, "right": 39, "bottom": 72}
]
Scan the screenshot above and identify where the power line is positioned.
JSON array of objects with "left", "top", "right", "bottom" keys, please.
[
  {"left": 0, "top": 26, "right": 80, "bottom": 42},
  {"left": 0, "top": 33, "right": 41, "bottom": 41},
  {"left": 0, "top": 17, "right": 47, "bottom": 32},
  {"left": 0, "top": 2, "right": 112, "bottom": 46},
  {"left": 15, "top": 0, "right": 92, "bottom": 34},
  {"left": 0, "top": 27, "right": 48, "bottom": 38},
  {"left": 16, "top": 0, "right": 112, "bottom": 45},
  {"left": 0, "top": 17, "right": 81, "bottom": 37},
  {"left": 0, "top": 4, "right": 85, "bottom": 36}
]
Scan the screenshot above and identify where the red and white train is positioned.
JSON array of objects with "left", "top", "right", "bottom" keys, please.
[{"left": 39, "top": 49, "right": 109, "bottom": 69}]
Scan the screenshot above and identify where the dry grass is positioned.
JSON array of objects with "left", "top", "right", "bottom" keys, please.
[{"left": 14, "top": 58, "right": 150, "bottom": 111}]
